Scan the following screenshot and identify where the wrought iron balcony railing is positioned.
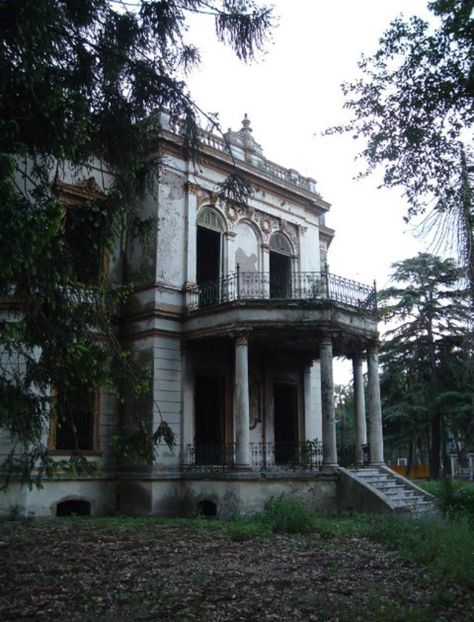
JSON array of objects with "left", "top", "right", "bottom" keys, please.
[
  {"left": 186, "top": 267, "right": 377, "bottom": 314},
  {"left": 184, "top": 441, "right": 323, "bottom": 472}
]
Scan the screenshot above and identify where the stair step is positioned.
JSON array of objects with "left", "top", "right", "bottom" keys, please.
[{"left": 347, "top": 467, "right": 436, "bottom": 515}]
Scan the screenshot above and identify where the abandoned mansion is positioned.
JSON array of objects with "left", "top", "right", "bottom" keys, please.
[{"left": 2, "top": 115, "right": 436, "bottom": 518}]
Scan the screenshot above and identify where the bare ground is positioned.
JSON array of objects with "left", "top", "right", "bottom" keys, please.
[{"left": 0, "top": 518, "right": 473, "bottom": 621}]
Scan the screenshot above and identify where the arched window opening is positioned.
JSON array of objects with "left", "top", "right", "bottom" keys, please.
[
  {"left": 196, "top": 499, "right": 217, "bottom": 517},
  {"left": 196, "top": 207, "right": 224, "bottom": 304},
  {"left": 56, "top": 499, "right": 91, "bottom": 517},
  {"left": 269, "top": 233, "right": 292, "bottom": 299}
]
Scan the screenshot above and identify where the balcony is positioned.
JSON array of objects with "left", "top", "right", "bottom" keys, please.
[
  {"left": 186, "top": 268, "right": 377, "bottom": 315},
  {"left": 184, "top": 441, "right": 323, "bottom": 472}
]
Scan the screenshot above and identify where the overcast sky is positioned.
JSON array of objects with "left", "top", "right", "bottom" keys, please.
[{"left": 185, "top": 1, "right": 435, "bottom": 381}]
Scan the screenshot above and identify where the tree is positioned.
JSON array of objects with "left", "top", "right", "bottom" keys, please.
[
  {"left": 331, "top": 0, "right": 474, "bottom": 304},
  {"left": 379, "top": 253, "right": 471, "bottom": 478},
  {"left": 0, "top": 0, "right": 273, "bottom": 487}
]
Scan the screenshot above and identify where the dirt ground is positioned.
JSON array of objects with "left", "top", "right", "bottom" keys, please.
[{"left": 1, "top": 518, "right": 473, "bottom": 621}]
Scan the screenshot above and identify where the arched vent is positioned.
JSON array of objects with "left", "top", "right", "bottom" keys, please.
[
  {"left": 197, "top": 207, "right": 224, "bottom": 232},
  {"left": 270, "top": 232, "right": 291, "bottom": 256},
  {"left": 196, "top": 499, "right": 217, "bottom": 517},
  {"left": 56, "top": 499, "right": 91, "bottom": 517}
]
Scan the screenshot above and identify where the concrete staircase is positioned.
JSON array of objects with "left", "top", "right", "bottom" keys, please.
[{"left": 340, "top": 466, "right": 437, "bottom": 515}]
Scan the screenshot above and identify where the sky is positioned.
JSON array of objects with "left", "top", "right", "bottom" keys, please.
[{"left": 184, "top": 0, "right": 435, "bottom": 381}]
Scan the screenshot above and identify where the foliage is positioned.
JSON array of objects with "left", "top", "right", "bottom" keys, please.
[
  {"left": 259, "top": 497, "right": 314, "bottom": 534},
  {"left": 331, "top": 0, "right": 474, "bottom": 301},
  {"left": 420, "top": 478, "right": 474, "bottom": 523},
  {"left": 379, "top": 253, "right": 472, "bottom": 477},
  {"left": 0, "top": 0, "right": 273, "bottom": 486}
]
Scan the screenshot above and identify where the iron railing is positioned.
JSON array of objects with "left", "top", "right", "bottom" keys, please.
[
  {"left": 184, "top": 441, "right": 323, "bottom": 472},
  {"left": 186, "top": 267, "right": 377, "bottom": 314},
  {"left": 250, "top": 441, "right": 323, "bottom": 471},
  {"left": 185, "top": 442, "right": 236, "bottom": 471}
]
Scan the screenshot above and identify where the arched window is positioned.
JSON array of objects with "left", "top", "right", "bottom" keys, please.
[
  {"left": 270, "top": 232, "right": 291, "bottom": 256},
  {"left": 197, "top": 207, "right": 224, "bottom": 233},
  {"left": 196, "top": 207, "right": 225, "bottom": 303}
]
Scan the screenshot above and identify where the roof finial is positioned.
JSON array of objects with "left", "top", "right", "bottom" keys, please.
[{"left": 242, "top": 113, "right": 251, "bottom": 132}]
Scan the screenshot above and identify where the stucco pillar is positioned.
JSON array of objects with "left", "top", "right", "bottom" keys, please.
[
  {"left": 353, "top": 355, "right": 367, "bottom": 468},
  {"left": 185, "top": 182, "right": 198, "bottom": 285},
  {"left": 261, "top": 243, "right": 270, "bottom": 299},
  {"left": 225, "top": 231, "right": 237, "bottom": 274},
  {"left": 367, "top": 343, "right": 384, "bottom": 465},
  {"left": 234, "top": 332, "right": 250, "bottom": 467},
  {"left": 320, "top": 335, "right": 337, "bottom": 470},
  {"left": 181, "top": 344, "right": 194, "bottom": 465}
]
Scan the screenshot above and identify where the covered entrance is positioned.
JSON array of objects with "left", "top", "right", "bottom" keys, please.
[
  {"left": 273, "top": 382, "right": 299, "bottom": 465},
  {"left": 194, "top": 375, "right": 226, "bottom": 465}
]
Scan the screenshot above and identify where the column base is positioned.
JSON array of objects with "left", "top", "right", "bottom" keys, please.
[
  {"left": 320, "top": 463, "right": 338, "bottom": 474},
  {"left": 369, "top": 461, "right": 385, "bottom": 467},
  {"left": 233, "top": 464, "right": 252, "bottom": 472}
]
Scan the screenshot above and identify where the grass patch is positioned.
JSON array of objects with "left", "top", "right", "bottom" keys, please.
[{"left": 259, "top": 497, "right": 315, "bottom": 534}]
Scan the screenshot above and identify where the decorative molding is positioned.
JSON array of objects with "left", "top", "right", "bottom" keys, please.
[{"left": 55, "top": 177, "right": 104, "bottom": 203}]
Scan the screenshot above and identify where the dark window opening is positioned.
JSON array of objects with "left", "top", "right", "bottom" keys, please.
[
  {"left": 273, "top": 382, "right": 298, "bottom": 465},
  {"left": 197, "top": 226, "right": 221, "bottom": 284},
  {"left": 55, "top": 390, "right": 95, "bottom": 451},
  {"left": 56, "top": 499, "right": 91, "bottom": 517},
  {"left": 194, "top": 376, "right": 225, "bottom": 465},
  {"left": 197, "top": 226, "right": 221, "bottom": 306},
  {"left": 64, "top": 205, "right": 104, "bottom": 284},
  {"left": 197, "top": 499, "right": 217, "bottom": 517},
  {"left": 270, "top": 251, "right": 291, "bottom": 299}
]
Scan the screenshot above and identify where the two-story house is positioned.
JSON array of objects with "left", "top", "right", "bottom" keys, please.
[{"left": 3, "top": 116, "right": 434, "bottom": 518}]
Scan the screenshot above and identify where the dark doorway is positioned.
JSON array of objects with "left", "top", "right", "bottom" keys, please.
[
  {"left": 270, "top": 251, "right": 291, "bottom": 299},
  {"left": 197, "top": 226, "right": 221, "bottom": 305},
  {"left": 273, "top": 382, "right": 298, "bottom": 465},
  {"left": 195, "top": 376, "right": 225, "bottom": 465}
]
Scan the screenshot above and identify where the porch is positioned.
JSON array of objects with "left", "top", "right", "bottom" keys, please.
[{"left": 184, "top": 440, "right": 323, "bottom": 472}]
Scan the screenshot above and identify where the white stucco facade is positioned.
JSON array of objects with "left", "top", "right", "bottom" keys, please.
[{"left": 1, "top": 116, "right": 383, "bottom": 518}]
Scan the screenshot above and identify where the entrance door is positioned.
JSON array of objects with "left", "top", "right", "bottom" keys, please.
[
  {"left": 195, "top": 376, "right": 225, "bottom": 465},
  {"left": 270, "top": 251, "right": 291, "bottom": 299},
  {"left": 197, "top": 226, "right": 221, "bottom": 304},
  {"left": 273, "top": 382, "right": 298, "bottom": 465}
]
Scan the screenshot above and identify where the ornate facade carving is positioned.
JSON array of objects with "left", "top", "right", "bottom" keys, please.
[{"left": 188, "top": 181, "right": 300, "bottom": 250}]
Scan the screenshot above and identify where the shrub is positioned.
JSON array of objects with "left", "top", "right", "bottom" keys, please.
[{"left": 260, "top": 497, "right": 314, "bottom": 534}]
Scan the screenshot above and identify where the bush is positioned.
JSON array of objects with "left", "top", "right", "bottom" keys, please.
[
  {"left": 420, "top": 478, "right": 474, "bottom": 522},
  {"left": 259, "top": 497, "right": 314, "bottom": 534}
]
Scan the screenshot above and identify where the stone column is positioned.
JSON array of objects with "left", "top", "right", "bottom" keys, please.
[
  {"left": 367, "top": 343, "right": 384, "bottom": 465},
  {"left": 185, "top": 182, "right": 198, "bottom": 284},
  {"left": 353, "top": 355, "right": 367, "bottom": 468},
  {"left": 320, "top": 335, "right": 337, "bottom": 470},
  {"left": 234, "top": 332, "right": 250, "bottom": 467}
]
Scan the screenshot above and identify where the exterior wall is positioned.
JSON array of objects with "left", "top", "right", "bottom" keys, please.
[{"left": 1, "top": 121, "right": 380, "bottom": 519}]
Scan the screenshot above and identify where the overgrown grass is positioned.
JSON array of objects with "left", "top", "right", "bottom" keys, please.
[
  {"left": 4, "top": 494, "right": 474, "bottom": 590},
  {"left": 418, "top": 478, "right": 474, "bottom": 522}
]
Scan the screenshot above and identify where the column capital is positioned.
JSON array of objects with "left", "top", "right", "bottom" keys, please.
[
  {"left": 367, "top": 340, "right": 381, "bottom": 356},
  {"left": 232, "top": 329, "right": 250, "bottom": 346},
  {"left": 320, "top": 332, "right": 333, "bottom": 347}
]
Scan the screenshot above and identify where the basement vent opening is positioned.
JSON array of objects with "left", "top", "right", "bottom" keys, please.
[
  {"left": 56, "top": 499, "right": 91, "bottom": 517},
  {"left": 197, "top": 499, "right": 217, "bottom": 517}
]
